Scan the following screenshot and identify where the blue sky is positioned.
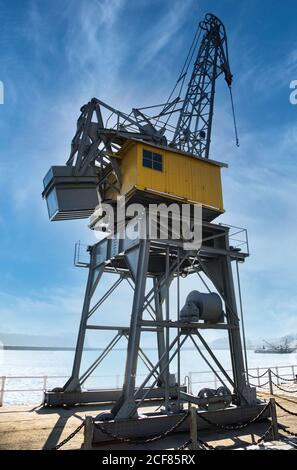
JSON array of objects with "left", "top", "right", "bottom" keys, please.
[{"left": 0, "top": 0, "right": 297, "bottom": 343}]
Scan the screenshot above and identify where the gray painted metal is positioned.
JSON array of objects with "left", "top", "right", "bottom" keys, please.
[
  {"left": 171, "top": 14, "right": 232, "bottom": 159},
  {"left": 44, "top": 386, "right": 186, "bottom": 407},
  {"left": 91, "top": 404, "right": 270, "bottom": 444},
  {"left": 44, "top": 220, "right": 256, "bottom": 420}
]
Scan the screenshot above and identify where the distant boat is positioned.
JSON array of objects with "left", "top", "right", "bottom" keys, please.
[{"left": 254, "top": 339, "right": 296, "bottom": 354}]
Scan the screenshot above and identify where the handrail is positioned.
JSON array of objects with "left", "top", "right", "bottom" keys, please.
[{"left": 0, "top": 364, "right": 296, "bottom": 406}]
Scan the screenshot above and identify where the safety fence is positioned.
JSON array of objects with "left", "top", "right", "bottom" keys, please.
[
  {"left": 0, "top": 373, "right": 154, "bottom": 406},
  {"left": 1, "top": 364, "right": 297, "bottom": 406},
  {"left": 188, "top": 364, "right": 297, "bottom": 395},
  {"left": 247, "top": 367, "right": 297, "bottom": 395}
]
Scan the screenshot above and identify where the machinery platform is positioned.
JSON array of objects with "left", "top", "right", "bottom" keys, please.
[{"left": 44, "top": 386, "right": 186, "bottom": 407}]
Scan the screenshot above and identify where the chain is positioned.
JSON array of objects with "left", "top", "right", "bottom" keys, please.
[
  {"left": 275, "top": 400, "right": 297, "bottom": 417},
  {"left": 278, "top": 426, "right": 297, "bottom": 438},
  {"left": 198, "top": 402, "right": 270, "bottom": 431},
  {"left": 178, "top": 438, "right": 192, "bottom": 450},
  {"left": 249, "top": 381, "right": 269, "bottom": 388},
  {"left": 95, "top": 411, "right": 189, "bottom": 444},
  {"left": 255, "top": 424, "right": 272, "bottom": 445},
  {"left": 177, "top": 436, "right": 215, "bottom": 450},
  {"left": 197, "top": 437, "right": 215, "bottom": 450},
  {"left": 50, "top": 421, "right": 85, "bottom": 450},
  {"left": 248, "top": 370, "right": 268, "bottom": 379},
  {"left": 270, "top": 370, "right": 296, "bottom": 382},
  {"left": 272, "top": 382, "right": 297, "bottom": 393}
]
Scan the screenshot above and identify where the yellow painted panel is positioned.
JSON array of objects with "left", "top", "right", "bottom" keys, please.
[
  {"left": 120, "top": 143, "right": 138, "bottom": 196},
  {"left": 134, "top": 142, "right": 224, "bottom": 211},
  {"left": 135, "top": 143, "right": 166, "bottom": 192},
  {"left": 108, "top": 141, "right": 224, "bottom": 212}
]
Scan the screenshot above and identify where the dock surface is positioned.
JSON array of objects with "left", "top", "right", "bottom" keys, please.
[{"left": 1, "top": 392, "right": 297, "bottom": 450}]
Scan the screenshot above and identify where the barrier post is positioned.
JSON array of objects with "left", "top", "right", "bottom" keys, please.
[
  {"left": 270, "top": 398, "right": 279, "bottom": 441},
  {"left": 257, "top": 368, "right": 260, "bottom": 387},
  {"left": 83, "top": 416, "right": 94, "bottom": 450},
  {"left": 275, "top": 367, "right": 280, "bottom": 385},
  {"left": 268, "top": 369, "right": 273, "bottom": 395},
  {"left": 190, "top": 406, "right": 198, "bottom": 450},
  {"left": 0, "top": 377, "right": 6, "bottom": 407}
]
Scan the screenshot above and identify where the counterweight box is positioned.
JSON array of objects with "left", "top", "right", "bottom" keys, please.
[{"left": 42, "top": 166, "right": 99, "bottom": 221}]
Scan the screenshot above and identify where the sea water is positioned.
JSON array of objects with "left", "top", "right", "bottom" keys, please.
[{"left": 1, "top": 349, "right": 296, "bottom": 405}]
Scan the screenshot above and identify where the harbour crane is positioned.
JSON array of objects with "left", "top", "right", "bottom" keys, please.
[{"left": 42, "top": 13, "right": 266, "bottom": 436}]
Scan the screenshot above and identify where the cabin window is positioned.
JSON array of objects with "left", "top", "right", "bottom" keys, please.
[{"left": 142, "top": 149, "right": 163, "bottom": 171}]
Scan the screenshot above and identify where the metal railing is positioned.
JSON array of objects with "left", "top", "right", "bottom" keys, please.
[
  {"left": 220, "top": 223, "right": 249, "bottom": 255},
  {"left": 188, "top": 364, "right": 297, "bottom": 394},
  {"left": 1, "top": 364, "right": 296, "bottom": 406}
]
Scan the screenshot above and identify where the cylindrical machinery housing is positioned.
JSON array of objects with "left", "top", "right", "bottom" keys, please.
[{"left": 180, "top": 290, "right": 223, "bottom": 324}]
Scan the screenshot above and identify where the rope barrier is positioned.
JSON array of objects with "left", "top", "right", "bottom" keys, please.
[
  {"left": 94, "top": 411, "right": 189, "bottom": 444},
  {"left": 198, "top": 402, "right": 271, "bottom": 431}
]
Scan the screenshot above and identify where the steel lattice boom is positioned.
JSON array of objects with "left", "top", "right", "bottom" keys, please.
[{"left": 170, "top": 13, "right": 232, "bottom": 158}]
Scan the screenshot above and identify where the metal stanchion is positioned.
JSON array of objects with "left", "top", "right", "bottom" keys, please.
[
  {"left": 190, "top": 406, "right": 198, "bottom": 450},
  {"left": 83, "top": 416, "right": 94, "bottom": 450},
  {"left": 270, "top": 398, "right": 279, "bottom": 441},
  {"left": 268, "top": 369, "right": 273, "bottom": 395}
]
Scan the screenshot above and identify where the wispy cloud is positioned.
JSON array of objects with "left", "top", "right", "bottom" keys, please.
[{"left": 135, "top": 0, "right": 195, "bottom": 68}]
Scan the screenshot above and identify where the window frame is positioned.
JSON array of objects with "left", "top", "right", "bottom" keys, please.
[{"left": 142, "top": 149, "right": 163, "bottom": 172}]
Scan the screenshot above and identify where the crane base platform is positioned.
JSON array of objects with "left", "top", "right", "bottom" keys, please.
[{"left": 91, "top": 403, "right": 271, "bottom": 444}]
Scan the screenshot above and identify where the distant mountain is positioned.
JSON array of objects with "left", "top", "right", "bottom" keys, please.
[
  {"left": 0, "top": 332, "right": 75, "bottom": 348},
  {"left": 209, "top": 337, "right": 256, "bottom": 350},
  {"left": 1, "top": 331, "right": 297, "bottom": 351}
]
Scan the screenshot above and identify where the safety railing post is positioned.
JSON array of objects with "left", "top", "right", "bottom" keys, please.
[
  {"left": 189, "top": 406, "right": 198, "bottom": 450},
  {"left": 188, "top": 372, "right": 193, "bottom": 394},
  {"left": 268, "top": 369, "right": 273, "bottom": 395},
  {"left": 270, "top": 398, "right": 279, "bottom": 441},
  {"left": 0, "top": 376, "right": 6, "bottom": 407},
  {"left": 275, "top": 367, "right": 280, "bottom": 385},
  {"left": 43, "top": 376, "right": 47, "bottom": 392},
  {"left": 257, "top": 368, "right": 260, "bottom": 387}
]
